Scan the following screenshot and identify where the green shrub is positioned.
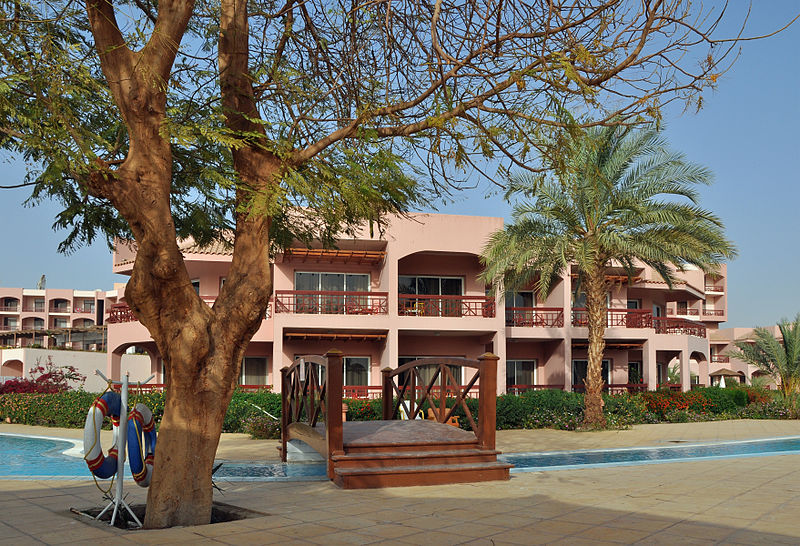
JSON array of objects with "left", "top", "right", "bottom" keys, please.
[
  {"left": 345, "top": 398, "right": 382, "bottom": 421},
  {"left": 523, "top": 407, "right": 582, "bottom": 430},
  {"left": 602, "top": 393, "right": 648, "bottom": 427},
  {"left": 693, "top": 386, "right": 746, "bottom": 413},
  {"left": 244, "top": 415, "right": 281, "bottom": 439}
]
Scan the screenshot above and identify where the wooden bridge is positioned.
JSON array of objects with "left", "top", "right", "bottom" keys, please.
[{"left": 280, "top": 351, "right": 511, "bottom": 489}]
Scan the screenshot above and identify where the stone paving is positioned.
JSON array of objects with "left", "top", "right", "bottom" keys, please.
[{"left": 2, "top": 420, "right": 800, "bottom": 544}]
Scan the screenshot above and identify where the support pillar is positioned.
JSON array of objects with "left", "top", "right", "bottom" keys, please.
[
  {"left": 643, "top": 341, "right": 657, "bottom": 391},
  {"left": 680, "top": 349, "right": 690, "bottom": 392}
]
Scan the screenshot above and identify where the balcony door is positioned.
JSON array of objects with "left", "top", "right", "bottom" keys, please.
[
  {"left": 294, "top": 272, "right": 369, "bottom": 313},
  {"left": 241, "top": 356, "right": 268, "bottom": 386},
  {"left": 398, "top": 276, "right": 463, "bottom": 316},
  {"left": 572, "top": 359, "right": 610, "bottom": 388},
  {"left": 506, "top": 360, "right": 537, "bottom": 390}
]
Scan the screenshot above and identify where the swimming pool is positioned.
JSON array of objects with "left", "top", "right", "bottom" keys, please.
[{"left": 3, "top": 433, "right": 800, "bottom": 480}]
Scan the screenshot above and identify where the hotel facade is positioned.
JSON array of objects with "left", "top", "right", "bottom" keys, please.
[{"left": 97, "top": 212, "right": 743, "bottom": 394}]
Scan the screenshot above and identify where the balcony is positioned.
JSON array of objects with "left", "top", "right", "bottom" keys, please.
[
  {"left": 0, "top": 305, "right": 19, "bottom": 312},
  {"left": 73, "top": 307, "right": 96, "bottom": 314},
  {"left": 571, "top": 308, "right": 652, "bottom": 328},
  {"left": 652, "top": 316, "right": 706, "bottom": 338},
  {"left": 22, "top": 306, "right": 46, "bottom": 312},
  {"left": 705, "top": 284, "right": 725, "bottom": 293},
  {"left": 108, "top": 300, "right": 274, "bottom": 324},
  {"left": 711, "top": 355, "right": 730, "bottom": 363},
  {"left": 506, "top": 307, "right": 564, "bottom": 327},
  {"left": 274, "top": 291, "right": 388, "bottom": 315},
  {"left": 49, "top": 306, "right": 71, "bottom": 314},
  {"left": 702, "top": 308, "right": 725, "bottom": 317},
  {"left": 667, "top": 308, "right": 700, "bottom": 317},
  {"left": 0, "top": 324, "right": 20, "bottom": 331},
  {"left": 398, "top": 294, "right": 495, "bottom": 317}
]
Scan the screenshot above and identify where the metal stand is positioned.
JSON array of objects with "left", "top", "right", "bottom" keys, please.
[{"left": 93, "top": 370, "right": 154, "bottom": 528}]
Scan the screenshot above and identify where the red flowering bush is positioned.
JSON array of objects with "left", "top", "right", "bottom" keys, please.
[
  {"left": 640, "top": 389, "right": 709, "bottom": 417},
  {"left": 0, "top": 357, "right": 86, "bottom": 394}
]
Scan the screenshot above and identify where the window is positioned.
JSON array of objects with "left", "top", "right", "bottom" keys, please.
[
  {"left": 344, "top": 357, "right": 370, "bottom": 386},
  {"left": 191, "top": 279, "right": 200, "bottom": 295},
  {"left": 241, "top": 357, "right": 268, "bottom": 386},
  {"left": 676, "top": 301, "right": 688, "bottom": 314},
  {"left": 398, "top": 276, "right": 464, "bottom": 316},
  {"left": 572, "top": 359, "right": 610, "bottom": 386},
  {"left": 294, "top": 272, "right": 370, "bottom": 313},
  {"left": 53, "top": 318, "right": 68, "bottom": 329},
  {"left": 398, "top": 356, "right": 463, "bottom": 386},
  {"left": 34, "top": 299, "right": 45, "bottom": 312},
  {"left": 628, "top": 361, "right": 643, "bottom": 383},
  {"left": 652, "top": 304, "right": 662, "bottom": 317},
  {"left": 506, "top": 360, "right": 536, "bottom": 389},
  {"left": 626, "top": 299, "right": 641, "bottom": 310}
]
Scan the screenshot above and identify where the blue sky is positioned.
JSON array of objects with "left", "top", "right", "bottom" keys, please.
[{"left": 1, "top": 2, "right": 798, "bottom": 328}]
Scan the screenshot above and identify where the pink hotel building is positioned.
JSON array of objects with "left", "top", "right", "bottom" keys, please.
[{"left": 102, "top": 212, "right": 731, "bottom": 394}]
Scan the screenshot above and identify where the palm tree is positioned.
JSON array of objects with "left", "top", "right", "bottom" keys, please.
[
  {"left": 731, "top": 315, "right": 800, "bottom": 398},
  {"left": 480, "top": 124, "right": 736, "bottom": 428}
]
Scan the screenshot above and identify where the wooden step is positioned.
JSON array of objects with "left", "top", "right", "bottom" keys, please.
[
  {"left": 331, "top": 449, "right": 502, "bottom": 469},
  {"left": 343, "top": 439, "right": 479, "bottom": 455},
  {"left": 333, "top": 461, "right": 512, "bottom": 489}
]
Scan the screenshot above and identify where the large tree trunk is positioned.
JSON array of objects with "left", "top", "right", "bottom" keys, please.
[{"left": 583, "top": 267, "right": 607, "bottom": 428}]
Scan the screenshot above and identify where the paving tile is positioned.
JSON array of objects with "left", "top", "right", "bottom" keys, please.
[
  {"left": 571, "top": 524, "right": 652, "bottom": 543},
  {"left": 397, "top": 530, "right": 473, "bottom": 545}
]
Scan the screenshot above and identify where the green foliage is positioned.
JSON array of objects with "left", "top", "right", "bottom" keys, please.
[
  {"left": 345, "top": 398, "right": 382, "bottom": 421},
  {"left": 244, "top": 415, "right": 281, "bottom": 440},
  {"left": 731, "top": 315, "right": 800, "bottom": 398},
  {"left": 602, "top": 393, "right": 648, "bottom": 428},
  {"left": 222, "top": 390, "right": 282, "bottom": 433}
]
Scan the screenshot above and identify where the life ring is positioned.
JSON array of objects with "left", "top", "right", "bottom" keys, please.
[
  {"left": 83, "top": 391, "right": 121, "bottom": 479},
  {"left": 127, "top": 403, "right": 157, "bottom": 487}
]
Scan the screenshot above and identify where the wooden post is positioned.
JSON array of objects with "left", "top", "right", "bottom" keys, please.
[
  {"left": 381, "top": 367, "right": 392, "bottom": 420},
  {"left": 324, "top": 349, "right": 344, "bottom": 480},
  {"left": 477, "top": 353, "right": 499, "bottom": 450},
  {"left": 280, "top": 366, "right": 289, "bottom": 462}
]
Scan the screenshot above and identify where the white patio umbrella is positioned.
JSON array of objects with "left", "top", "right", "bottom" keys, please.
[{"left": 719, "top": 375, "right": 726, "bottom": 388}]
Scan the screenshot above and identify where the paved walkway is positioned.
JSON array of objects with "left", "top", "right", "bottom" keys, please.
[{"left": 2, "top": 420, "right": 800, "bottom": 544}]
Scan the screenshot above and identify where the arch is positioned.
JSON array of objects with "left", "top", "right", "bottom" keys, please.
[
  {"left": 73, "top": 318, "right": 95, "bottom": 328},
  {"left": 1, "top": 297, "right": 20, "bottom": 311},
  {"left": 1, "top": 359, "right": 24, "bottom": 377},
  {"left": 690, "top": 350, "right": 709, "bottom": 387},
  {"left": 109, "top": 342, "right": 162, "bottom": 382}
]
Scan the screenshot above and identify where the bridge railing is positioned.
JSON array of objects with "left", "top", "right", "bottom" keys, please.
[
  {"left": 381, "top": 354, "right": 498, "bottom": 450},
  {"left": 280, "top": 350, "right": 343, "bottom": 478}
]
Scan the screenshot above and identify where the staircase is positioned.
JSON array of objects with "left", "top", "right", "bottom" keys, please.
[{"left": 330, "top": 420, "right": 512, "bottom": 489}]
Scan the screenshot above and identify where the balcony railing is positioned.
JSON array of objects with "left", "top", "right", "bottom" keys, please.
[
  {"left": 22, "top": 306, "right": 46, "bottom": 312},
  {"left": 571, "top": 308, "right": 652, "bottom": 328},
  {"left": 572, "top": 383, "right": 649, "bottom": 394},
  {"left": 702, "top": 308, "right": 725, "bottom": 317},
  {"left": 506, "top": 384, "right": 564, "bottom": 395},
  {"left": 667, "top": 308, "right": 700, "bottom": 316},
  {"left": 506, "top": 307, "right": 564, "bottom": 327},
  {"left": 73, "top": 307, "right": 96, "bottom": 314},
  {"left": 274, "top": 290, "right": 388, "bottom": 315},
  {"left": 398, "top": 294, "right": 495, "bottom": 317},
  {"left": 0, "top": 324, "right": 20, "bottom": 331},
  {"left": 705, "top": 284, "right": 724, "bottom": 293},
  {"left": 711, "top": 355, "right": 730, "bottom": 363},
  {"left": 0, "top": 305, "right": 19, "bottom": 312},
  {"left": 653, "top": 316, "right": 706, "bottom": 338},
  {"left": 49, "top": 306, "right": 71, "bottom": 313},
  {"left": 107, "top": 301, "right": 274, "bottom": 324}
]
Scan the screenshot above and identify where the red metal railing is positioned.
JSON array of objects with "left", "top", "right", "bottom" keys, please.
[
  {"left": 711, "top": 355, "right": 730, "bottom": 363},
  {"left": 0, "top": 305, "right": 19, "bottom": 312},
  {"left": 506, "top": 307, "right": 564, "bottom": 327},
  {"left": 398, "top": 294, "right": 495, "bottom": 317},
  {"left": 571, "top": 308, "right": 652, "bottom": 328},
  {"left": 125, "top": 383, "right": 271, "bottom": 394},
  {"left": 702, "top": 308, "right": 725, "bottom": 316},
  {"left": 572, "top": 383, "right": 649, "bottom": 394},
  {"left": 274, "top": 290, "right": 388, "bottom": 315},
  {"left": 653, "top": 316, "right": 706, "bottom": 338},
  {"left": 705, "top": 284, "right": 724, "bottom": 292},
  {"left": 506, "top": 384, "right": 564, "bottom": 395},
  {"left": 73, "top": 307, "right": 95, "bottom": 314},
  {"left": 22, "top": 306, "right": 46, "bottom": 312},
  {"left": 106, "top": 303, "right": 137, "bottom": 323},
  {"left": 667, "top": 308, "right": 700, "bottom": 316}
]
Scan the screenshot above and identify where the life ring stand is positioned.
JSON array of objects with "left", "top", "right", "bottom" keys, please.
[
  {"left": 127, "top": 403, "right": 157, "bottom": 487},
  {"left": 83, "top": 391, "right": 121, "bottom": 479}
]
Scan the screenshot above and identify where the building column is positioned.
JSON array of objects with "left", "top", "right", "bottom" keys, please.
[
  {"left": 109, "top": 351, "right": 123, "bottom": 381},
  {"left": 380, "top": 330, "right": 399, "bottom": 384},
  {"left": 698, "top": 357, "right": 710, "bottom": 387},
  {"left": 643, "top": 340, "right": 657, "bottom": 391},
  {"left": 494, "top": 329, "right": 507, "bottom": 395},
  {"left": 680, "top": 349, "right": 690, "bottom": 392},
  {"left": 563, "top": 340, "right": 573, "bottom": 391},
  {"left": 271, "top": 331, "right": 284, "bottom": 393}
]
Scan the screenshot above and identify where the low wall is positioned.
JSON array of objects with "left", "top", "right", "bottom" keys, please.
[{"left": 0, "top": 348, "right": 151, "bottom": 392}]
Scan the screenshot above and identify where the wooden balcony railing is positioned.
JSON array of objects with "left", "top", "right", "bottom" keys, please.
[
  {"left": 398, "top": 294, "right": 495, "bottom": 317},
  {"left": 653, "top": 316, "right": 706, "bottom": 338},
  {"left": 506, "top": 307, "right": 564, "bottom": 327},
  {"left": 711, "top": 355, "right": 730, "bottom": 363},
  {"left": 571, "top": 308, "right": 652, "bottom": 328},
  {"left": 274, "top": 290, "right": 388, "bottom": 315}
]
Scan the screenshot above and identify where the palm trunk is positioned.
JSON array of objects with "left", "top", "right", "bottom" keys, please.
[{"left": 583, "top": 267, "right": 607, "bottom": 428}]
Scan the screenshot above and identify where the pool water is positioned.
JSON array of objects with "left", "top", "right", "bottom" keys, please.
[{"left": 3, "top": 433, "right": 800, "bottom": 480}]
